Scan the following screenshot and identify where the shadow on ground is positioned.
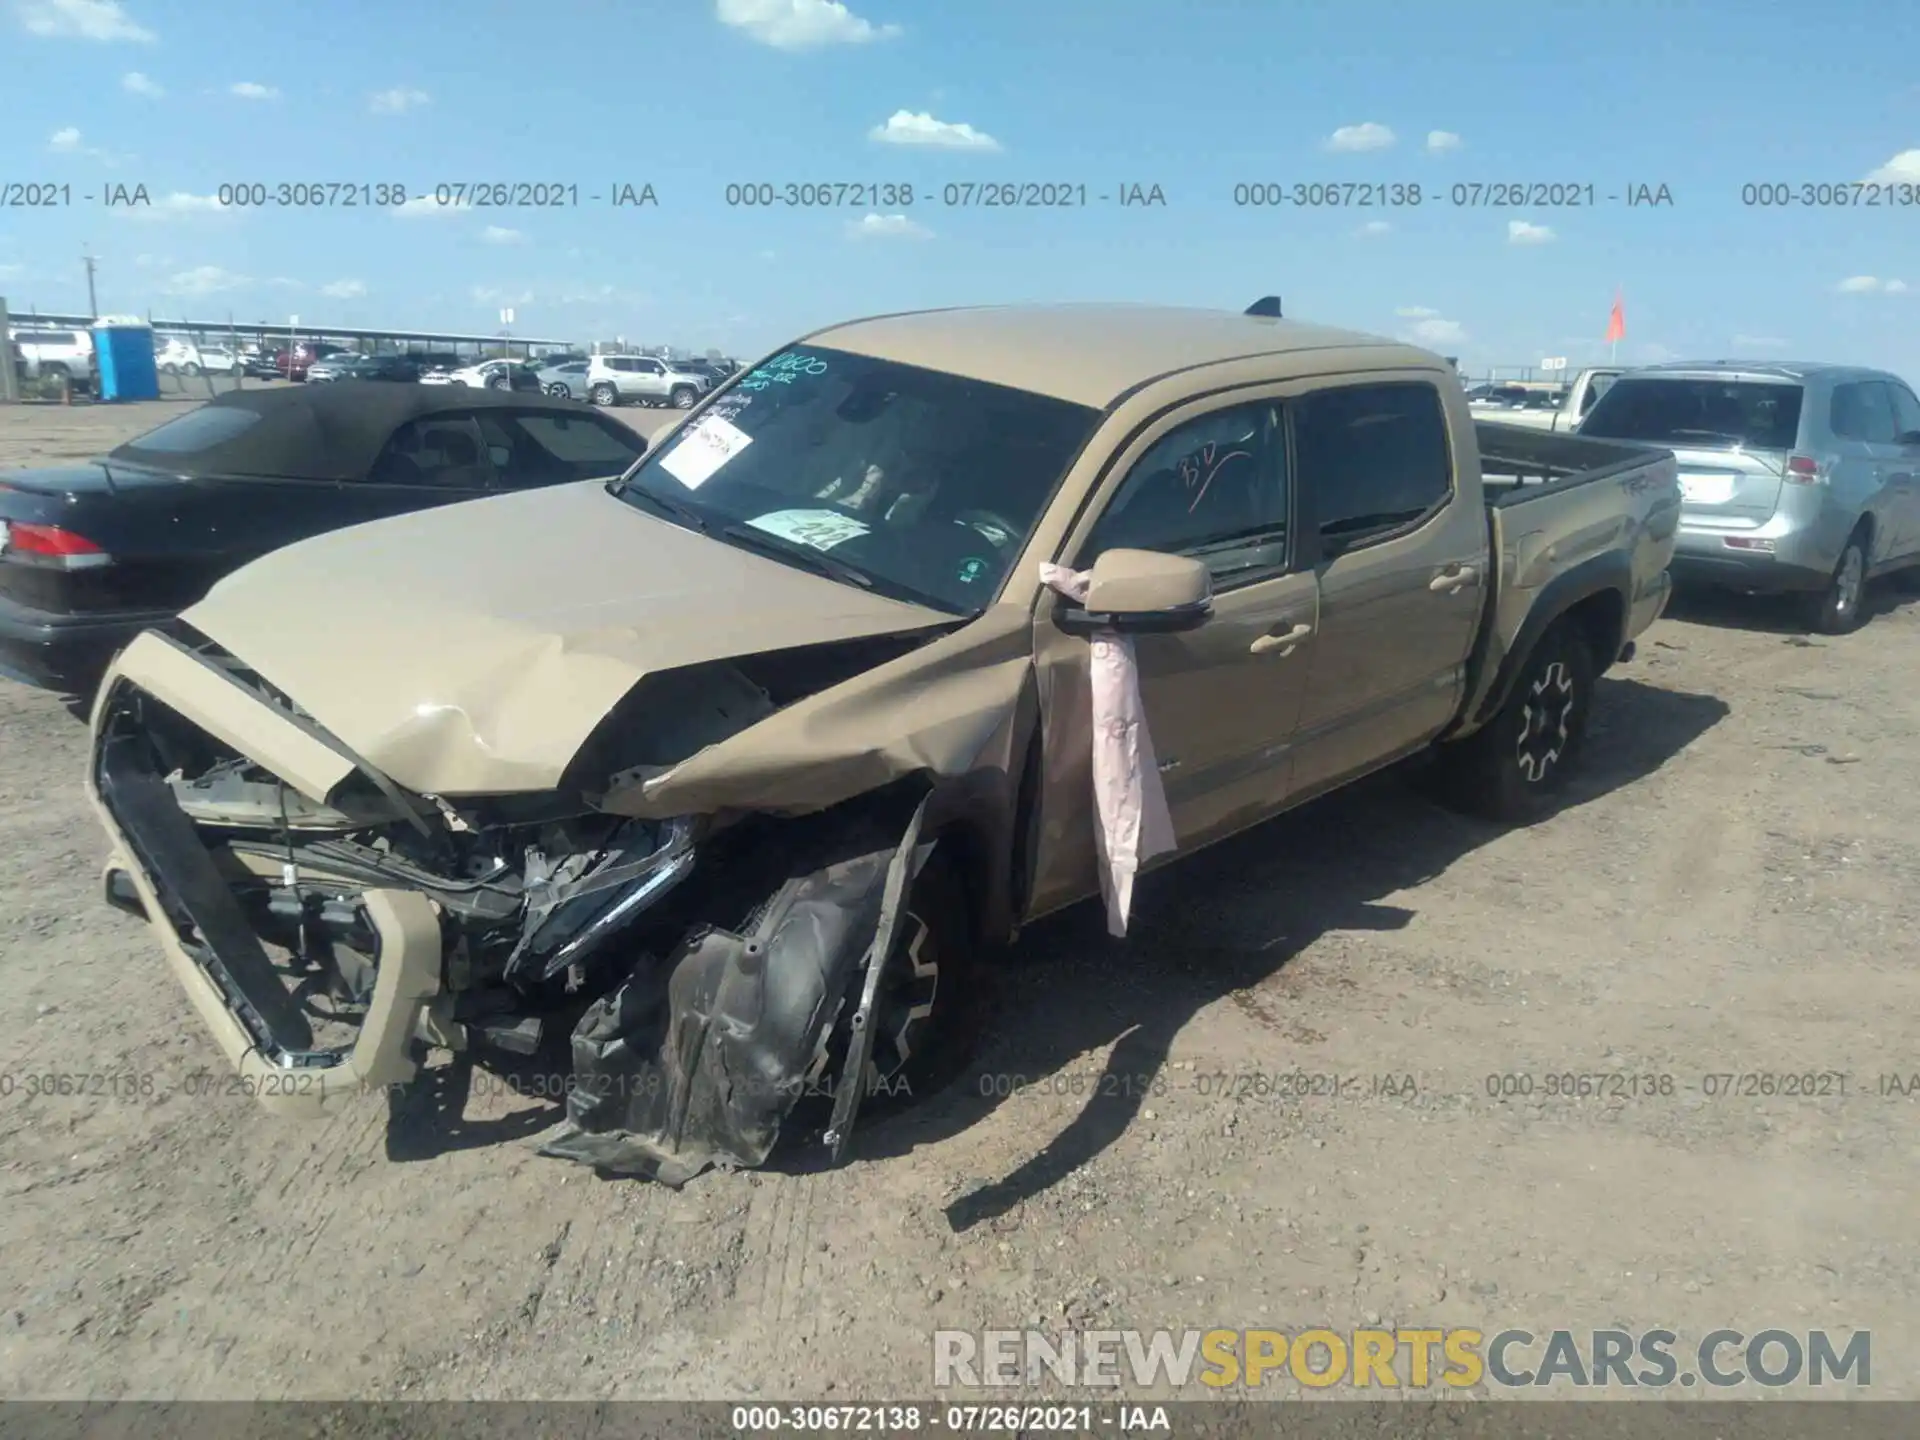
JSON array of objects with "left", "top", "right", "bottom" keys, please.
[
  {"left": 1663, "top": 578, "right": 1920, "bottom": 636},
  {"left": 844, "top": 675, "right": 1731, "bottom": 1231},
  {"left": 378, "top": 676, "right": 1728, "bottom": 1190}
]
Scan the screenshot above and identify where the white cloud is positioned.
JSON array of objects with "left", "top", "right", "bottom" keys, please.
[
  {"left": 1864, "top": 149, "right": 1920, "bottom": 184},
  {"left": 1395, "top": 305, "right": 1439, "bottom": 319},
  {"left": 482, "top": 225, "right": 526, "bottom": 245},
  {"left": 471, "top": 285, "right": 534, "bottom": 307},
  {"left": 132, "top": 252, "right": 170, "bottom": 267},
  {"left": 848, "top": 211, "right": 931, "bottom": 240},
  {"left": 320, "top": 279, "right": 367, "bottom": 299},
  {"left": 0, "top": 263, "right": 26, "bottom": 280},
  {"left": 229, "top": 81, "right": 278, "bottom": 100},
  {"left": 1731, "top": 335, "right": 1788, "bottom": 350},
  {"left": 162, "top": 265, "right": 248, "bottom": 298},
  {"left": 16, "top": 0, "right": 154, "bottom": 42},
  {"left": 1836, "top": 274, "right": 1909, "bottom": 294},
  {"left": 556, "top": 284, "right": 648, "bottom": 307},
  {"left": 716, "top": 0, "right": 898, "bottom": 49},
  {"left": 869, "top": 109, "right": 1000, "bottom": 150},
  {"left": 1426, "top": 130, "right": 1462, "bottom": 153},
  {"left": 369, "top": 86, "right": 429, "bottom": 115},
  {"left": 112, "top": 191, "right": 230, "bottom": 222},
  {"left": 1326, "top": 122, "right": 1395, "bottom": 153},
  {"left": 120, "top": 69, "right": 162, "bottom": 97},
  {"left": 1356, "top": 219, "right": 1392, "bottom": 237},
  {"left": 49, "top": 126, "right": 82, "bottom": 151},
  {"left": 392, "top": 194, "right": 471, "bottom": 219},
  {"left": 1406, "top": 316, "right": 1467, "bottom": 345},
  {"left": 1508, "top": 219, "right": 1555, "bottom": 245}
]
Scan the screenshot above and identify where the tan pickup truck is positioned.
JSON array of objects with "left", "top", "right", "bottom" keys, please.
[{"left": 85, "top": 300, "right": 1680, "bottom": 1184}]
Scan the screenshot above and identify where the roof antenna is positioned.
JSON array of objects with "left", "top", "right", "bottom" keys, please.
[{"left": 1245, "top": 296, "right": 1282, "bottom": 318}]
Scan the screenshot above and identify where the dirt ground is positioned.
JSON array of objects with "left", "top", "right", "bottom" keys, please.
[{"left": 1, "top": 397, "right": 1915, "bottom": 1402}]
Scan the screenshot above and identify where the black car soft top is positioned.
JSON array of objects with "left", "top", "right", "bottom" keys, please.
[{"left": 107, "top": 383, "right": 595, "bottom": 482}]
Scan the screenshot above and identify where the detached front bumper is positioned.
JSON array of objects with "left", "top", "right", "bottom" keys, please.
[{"left": 86, "top": 630, "right": 445, "bottom": 1116}]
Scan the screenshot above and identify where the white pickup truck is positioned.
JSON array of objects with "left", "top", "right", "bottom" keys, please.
[{"left": 1493, "top": 367, "right": 1625, "bottom": 433}]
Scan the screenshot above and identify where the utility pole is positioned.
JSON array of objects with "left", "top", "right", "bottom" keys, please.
[
  {"left": 0, "top": 296, "right": 19, "bottom": 402},
  {"left": 83, "top": 250, "right": 99, "bottom": 319}
]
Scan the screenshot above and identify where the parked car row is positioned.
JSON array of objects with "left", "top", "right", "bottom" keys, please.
[{"left": 536, "top": 353, "right": 724, "bottom": 409}]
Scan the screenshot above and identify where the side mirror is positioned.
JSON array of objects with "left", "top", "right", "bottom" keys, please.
[{"left": 1055, "top": 549, "right": 1213, "bottom": 636}]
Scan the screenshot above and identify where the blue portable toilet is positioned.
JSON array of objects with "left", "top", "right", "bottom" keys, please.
[{"left": 91, "top": 316, "right": 159, "bottom": 401}]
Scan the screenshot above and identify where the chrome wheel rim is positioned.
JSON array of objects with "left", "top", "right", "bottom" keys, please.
[
  {"left": 1835, "top": 547, "right": 1864, "bottom": 617},
  {"left": 1515, "top": 660, "right": 1576, "bottom": 783}
]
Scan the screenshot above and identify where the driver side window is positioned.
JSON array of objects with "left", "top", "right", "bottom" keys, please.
[{"left": 1080, "top": 401, "right": 1289, "bottom": 588}]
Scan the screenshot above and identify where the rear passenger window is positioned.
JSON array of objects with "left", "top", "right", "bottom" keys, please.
[
  {"left": 1830, "top": 382, "right": 1897, "bottom": 443},
  {"left": 1294, "top": 382, "right": 1452, "bottom": 551}
]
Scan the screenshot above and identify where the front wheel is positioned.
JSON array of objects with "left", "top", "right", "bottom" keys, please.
[
  {"left": 807, "top": 852, "right": 986, "bottom": 1114},
  {"left": 182, "top": 362, "right": 202, "bottom": 378},
  {"left": 1431, "top": 620, "right": 1596, "bottom": 825},
  {"left": 590, "top": 383, "right": 618, "bottom": 407},
  {"left": 670, "top": 385, "right": 697, "bottom": 409},
  {"left": 1805, "top": 528, "right": 1870, "bottom": 635},
  {"left": 545, "top": 382, "right": 569, "bottom": 398}
]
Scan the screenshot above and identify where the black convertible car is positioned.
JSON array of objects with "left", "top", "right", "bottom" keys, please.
[{"left": 0, "top": 382, "right": 651, "bottom": 695}]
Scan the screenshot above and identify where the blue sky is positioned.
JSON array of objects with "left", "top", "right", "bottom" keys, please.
[{"left": 3, "top": 0, "right": 1917, "bottom": 379}]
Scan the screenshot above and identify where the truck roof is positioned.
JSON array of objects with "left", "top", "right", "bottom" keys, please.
[{"left": 805, "top": 303, "right": 1436, "bottom": 409}]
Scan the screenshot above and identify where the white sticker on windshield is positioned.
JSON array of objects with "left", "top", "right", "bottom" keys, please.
[
  {"left": 658, "top": 414, "right": 753, "bottom": 490},
  {"left": 745, "top": 508, "right": 871, "bottom": 552}
]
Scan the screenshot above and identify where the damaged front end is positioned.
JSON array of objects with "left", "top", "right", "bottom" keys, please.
[{"left": 87, "top": 625, "right": 950, "bottom": 1183}]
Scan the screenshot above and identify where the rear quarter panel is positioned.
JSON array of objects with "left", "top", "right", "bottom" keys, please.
[{"left": 1459, "top": 434, "right": 1679, "bottom": 730}]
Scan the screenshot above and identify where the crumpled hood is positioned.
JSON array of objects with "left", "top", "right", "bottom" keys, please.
[{"left": 181, "top": 480, "right": 947, "bottom": 796}]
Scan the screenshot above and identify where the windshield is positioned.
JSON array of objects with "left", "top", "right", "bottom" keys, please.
[
  {"left": 1581, "top": 376, "right": 1804, "bottom": 450},
  {"left": 611, "top": 344, "right": 1101, "bottom": 614}
]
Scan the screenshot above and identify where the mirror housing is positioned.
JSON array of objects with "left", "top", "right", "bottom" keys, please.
[{"left": 1055, "top": 549, "right": 1213, "bottom": 636}]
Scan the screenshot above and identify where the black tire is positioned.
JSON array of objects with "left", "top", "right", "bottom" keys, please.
[
  {"left": 1432, "top": 620, "right": 1596, "bottom": 824},
  {"left": 589, "top": 382, "right": 618, "bottom": 407},
  {"left": 808, "top": 851, "right": 986, "bottom": 1116},
  {"left": 544, "top": 382, "right": 569, "bottom": 398},
  {"left": 670, "top": 385, "right": 697, "bottom": 409},
  {"left": 1805, "top": 528, "right": 1870, "bottom": 634},
  {"left": 182, "top": 361, "right": 202, "bottom": 378}
]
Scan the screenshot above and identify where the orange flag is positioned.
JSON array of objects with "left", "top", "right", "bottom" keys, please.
[{"left": 1605, "top": 290, "right": 1626, "bottom": 343}]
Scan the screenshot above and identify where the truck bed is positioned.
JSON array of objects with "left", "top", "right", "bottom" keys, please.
[
  {"left": 1474, "top": 421, "right": 1671, "bottom": 507},
  {"left": 1450, "top": 419, "right": 1681, "bottom": 734}
]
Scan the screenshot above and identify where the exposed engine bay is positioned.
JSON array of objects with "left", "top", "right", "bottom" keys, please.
[{"left": 92, "top": 625, "right": 958, "bottom": 1186}]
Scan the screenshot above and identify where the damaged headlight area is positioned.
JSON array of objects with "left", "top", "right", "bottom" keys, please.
[
  {"left": 97, "top": 676, "right": 702, "bottom": 1060},
  {"left": 91, "top": 643, "right": 948, "bottom": 1186}
]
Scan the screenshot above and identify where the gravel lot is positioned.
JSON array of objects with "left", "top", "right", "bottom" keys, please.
[{"left": 1, "top": 397, "right": 1915, "bottom": 1401}]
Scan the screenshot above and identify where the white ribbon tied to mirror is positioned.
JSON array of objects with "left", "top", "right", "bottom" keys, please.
[{"left": 1039, "top": 562, "right": 1177, "bottom": 937}]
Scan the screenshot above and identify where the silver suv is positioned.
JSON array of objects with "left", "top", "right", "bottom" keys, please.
[
  {"left": 585, "top": 354, "right": 712, "bottom": 409},
  {"left": 9, "top": 326, "right": 97, "bottom": 391},
  {"left": 1579, "top": 361, "right": 1920, "bottom": 632}
]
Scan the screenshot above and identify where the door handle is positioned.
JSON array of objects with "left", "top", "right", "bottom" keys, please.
[
  {"left": 1429, "top": 564, "right": 1481, "bottom": 593},
  {"left": 1249, "top": 623, "right": 1313, "bottom": 656}
]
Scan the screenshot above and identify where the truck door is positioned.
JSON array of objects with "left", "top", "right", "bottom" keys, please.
[
  {"left": 1038, "top": 395, "right": 1317, "bottom": 862},
  {"left": 1287, "top": 376, "right": 1488, "bottom": 800}
]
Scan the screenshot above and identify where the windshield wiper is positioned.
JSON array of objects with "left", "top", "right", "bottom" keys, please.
[
  {"left": 719, "top": 524, "right": 874, "bottom": 589},
  {"left": 619, "top": 485, "right": 709, "bottom": 533}
]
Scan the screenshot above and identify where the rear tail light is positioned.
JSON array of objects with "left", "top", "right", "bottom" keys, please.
[
  {"left": 7, "top": 522, "right": 112, "bottom": 569},
  {"left": 1785, "top": 454, "right": 1825, "bottom": 484}
]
